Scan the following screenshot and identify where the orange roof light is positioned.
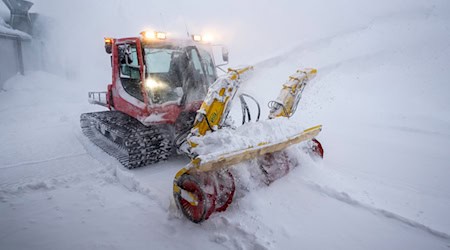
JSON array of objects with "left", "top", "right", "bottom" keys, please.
[{"left": 104, "top": 37, "right": 113, "bottom": 54}]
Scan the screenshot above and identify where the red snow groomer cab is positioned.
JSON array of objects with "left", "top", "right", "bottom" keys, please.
[{"left": 81, "top": 31, "right": 229, "bottom": 168}]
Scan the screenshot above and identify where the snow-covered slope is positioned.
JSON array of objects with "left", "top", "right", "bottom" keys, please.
[
  {"left": 240, "top": 3, "right": 450, "bottom": 235},
  {"left": 1, "top": 0, "right": 450, "bottom": 249}
]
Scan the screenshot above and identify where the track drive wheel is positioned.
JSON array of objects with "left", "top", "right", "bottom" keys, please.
[
  {"left": 175, "top": 172, "right": 216, "bottom": 223},
  {"left": 214, "top": 169, "right": 235, "bottom": 212}
]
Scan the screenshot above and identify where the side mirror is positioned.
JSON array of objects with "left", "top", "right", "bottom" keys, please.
[
  {"left": 222, "top": 47, "right": 229, "bottom": 62},
  {"left": 212, "top": 45, "right": 229, "bottom": 67}
]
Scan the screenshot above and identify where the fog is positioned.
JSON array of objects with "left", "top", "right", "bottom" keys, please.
[
  {"left": 20, "top": 0, "right": 429, "bottom": 87},
  {"left": 1, "top": 1, "right": 450, "bottom": 249}
]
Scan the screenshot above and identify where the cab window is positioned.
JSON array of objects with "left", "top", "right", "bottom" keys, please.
[
  {"left": 118, "top": 44, "right": 144, "bottom": 102},
  {"left": 190, "top": 49, "right": 205, "bottom": 77},
  {"left": 198, "top": 49, "right": 217, "bottom": 84}
]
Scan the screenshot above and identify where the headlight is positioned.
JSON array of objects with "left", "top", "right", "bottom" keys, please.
[
  {"left": 192, "top": 33, "right": 214, "bottom": 43},
  {"left": 145, "top": 78, "right": 168, "bottom": 90},
  {"left": 141, "top": 31, "right": 156, "bottom": 39},
  {"left": 192, "top": 34, "right": 202, "bottom": 42},
  {"left": 156, "top": 32, "right": 167, "bottom": 40},
  {"left": 202, "top": 34, "right": 214, "bottom": 43}
]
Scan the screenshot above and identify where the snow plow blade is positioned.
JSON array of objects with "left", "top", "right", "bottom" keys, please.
[
  {"left": 173, "top": 125, "right": 322, "bottom": 223},
  {"left": 190, "top": 125, "right": 321, "bottom": 172},
  {"left": 172, "top": 67, "right": 323, "bottom": 223}
]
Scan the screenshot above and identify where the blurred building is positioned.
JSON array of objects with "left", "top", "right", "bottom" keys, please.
[{"left": 0, "top": 0, "right": 43, "bottom": 89}]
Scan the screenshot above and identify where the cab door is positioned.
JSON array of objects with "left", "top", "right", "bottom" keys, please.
[{"left": 111, "top": 38, "right": 150, "bottom": 119}]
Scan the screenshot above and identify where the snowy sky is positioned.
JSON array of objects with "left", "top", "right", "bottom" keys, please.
[{"left": 0, "top": 0, "right": 434, "bottom": 83}]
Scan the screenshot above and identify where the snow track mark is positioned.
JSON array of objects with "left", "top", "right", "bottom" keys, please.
[
  {"left": 205, "top": 216, "right": 271, "bottom": 250},
  {"left": 302, "top": 178, "right": 450, "bottom": 241},
  {"left": 0, "top": 153, "right": 88, "bottom": 170}
]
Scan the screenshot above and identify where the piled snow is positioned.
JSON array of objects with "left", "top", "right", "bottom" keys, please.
[{"left": 190, "top": 118, "right": 307, "bottom": 160}]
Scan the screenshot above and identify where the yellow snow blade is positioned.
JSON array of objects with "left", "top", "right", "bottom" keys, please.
[
  {"left": 269, "top": 68, "right": 317, "bottom": 119},
  {"left": 188, "top": 125, "right": 322, "bottom": 173},
  {"left": 188, "top": 66, "right": 254, "bottom": 148}
]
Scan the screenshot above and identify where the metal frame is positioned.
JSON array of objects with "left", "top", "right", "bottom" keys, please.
[
  {"left": 2, "top": 0, "right": 33, "bottom": 34},
  {"left": 0, "top": 32, "right": 25, "bottom": 75},
  {"left": 88, "top": 92, "right": 108, "bottom": 107}
]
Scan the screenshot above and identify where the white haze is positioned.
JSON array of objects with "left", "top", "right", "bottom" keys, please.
[
  {"left": 30, "top": 0, "right": 431, "bottom": 83},
  {"left": 1, "top": 0, "right": 450, "bottom": 249}
]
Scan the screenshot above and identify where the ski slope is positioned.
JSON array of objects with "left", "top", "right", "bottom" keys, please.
[{"left": 1, "top": 0, "right": 450, "bottom": 249}]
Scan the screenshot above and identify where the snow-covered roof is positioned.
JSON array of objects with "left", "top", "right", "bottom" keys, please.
[{"left": 0, "top": 16, "right": 31, "bottom": 39}]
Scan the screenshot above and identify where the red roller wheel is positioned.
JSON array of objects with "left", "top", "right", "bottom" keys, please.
[
  {"left": 258, "top": 150, "right": 292, "bottom": 185},
  {"left": 214, "top": 169, "right": 235, "bottom": 212},
  {"left": 310, "top": 138, "right": 324, "bottom": 158},
  {"left": 202, "top": 173, "right": 217, "bottom": 220},
  {"left": 175, "top": 172, "right": 216, "bottom": 223}
]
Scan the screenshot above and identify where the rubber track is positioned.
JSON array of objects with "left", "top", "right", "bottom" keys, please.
[{"left": 80, "top": 111, "right": 172, "bottom": 169}]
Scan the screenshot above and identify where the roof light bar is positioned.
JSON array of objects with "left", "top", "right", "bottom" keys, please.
[
  {"left": 192, "top": 34, "right": 202, "bottom": 42},
  {"left": 192, "top": 34, "right": 214, "bottom": 43},
  {"left": 141, "top": 31, "right": 167, "bottom": 40}
]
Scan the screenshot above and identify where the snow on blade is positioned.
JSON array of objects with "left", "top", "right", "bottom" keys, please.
[{"left": 190, "top": 118, "right": 306, "bottom": 161}]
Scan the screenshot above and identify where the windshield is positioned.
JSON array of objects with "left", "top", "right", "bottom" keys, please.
[
  {"left": 198, "top": 48, "right": 217, "bottom": 84},
  {"left": 144, "top": 48, "right": 181, "bottom": 73},
  {"left": 143, "top": 46, "right": 215, "bottom": 105},
  {"left": 144, "top": 47, "right": 185, "bottom": 104}
]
